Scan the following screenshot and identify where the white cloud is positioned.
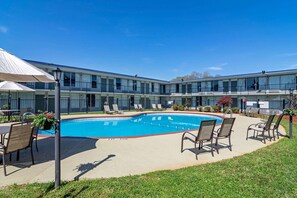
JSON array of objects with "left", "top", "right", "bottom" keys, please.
[
  {"left": 0, "top": 26, "right": 8, "bottom": 33},
  {"left": 207, "top": 66, "right": 223, "bottom": 71},
  {"left": 207, "top": 63, "right": 227, "bottom": 71}
]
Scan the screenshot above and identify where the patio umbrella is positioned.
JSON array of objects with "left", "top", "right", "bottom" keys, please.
[
  {"left": 0, "top": 81, "right": 36, "bottom": 110},
  {"left": 0, "top": 48, "right": 54, "bottom": 82},
  {"left": 0, "top": 81, "right": 35, "bottom": 92}
]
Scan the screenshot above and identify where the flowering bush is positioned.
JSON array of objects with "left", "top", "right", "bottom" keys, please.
[
  {"left": 217, "top": 96, "right": 233, "bottom": 107},
  {"left": 32, "top": 111, "right": 56, "bottom": 130}
]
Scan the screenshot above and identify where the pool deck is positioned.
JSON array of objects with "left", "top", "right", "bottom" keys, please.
[{"left": 0, "top": 111, "right": 285, "bottom": 187}]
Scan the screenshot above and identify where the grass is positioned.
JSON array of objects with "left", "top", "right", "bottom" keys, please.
[{"left": 1, "top": 119, "right": 297, "bottom": 197}]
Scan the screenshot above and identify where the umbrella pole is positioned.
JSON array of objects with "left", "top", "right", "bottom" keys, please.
[{"left": 8, "top": 90, "right": 11, "bottom": 110}]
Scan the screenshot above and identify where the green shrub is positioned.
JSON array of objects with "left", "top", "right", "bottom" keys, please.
[
  {"left": 178, "top": 105, "right": 185, "bottom": 111},
  {"left": 197, "top": 106, "right": 203, "bottom": 112},
  {"left": 203, "top": 105, "right": 212, "bottom": 112},
  {"left": 223, "top": 107, "right": 229, "bottom": 113},
  {"left": 212, "top": 105, "right": 221, "bottom": 112},
  {"left": 173, "top": 103, "right": 179, "bottom": 111},
  {"left": 231, "top": 107, "right": 240, "bottom": 114}
]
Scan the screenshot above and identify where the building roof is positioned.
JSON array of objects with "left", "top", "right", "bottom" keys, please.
[
  {"left": 26, "top": 60, "right": 168, "bottom": 83},
  {"left": 169, "top": 69, "right": 297, "bottom": 83},
  {"left": 26, "top": 59, "right": 297, "bottom": 84}
]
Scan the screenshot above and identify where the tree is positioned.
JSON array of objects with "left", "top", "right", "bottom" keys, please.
[
  {"left": 172, "top": 71, "right": 214, "bottom": 81},
  {"left": 217, "top": 96, "right": 233, "bottom": 107}
]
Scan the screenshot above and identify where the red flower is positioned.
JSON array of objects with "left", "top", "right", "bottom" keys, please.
[
  {"left": 43, "top": 112, "right": 47, "bottom": 115},
  {"left": 47, "top": 115, "right": 51, "bottom": 119}
]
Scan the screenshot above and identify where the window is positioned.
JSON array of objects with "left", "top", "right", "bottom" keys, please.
[
  {"left": 246, "top": 78, "right": 259, "bottom": 90},
  {"left": 86, "top": 94, "right": 96, "bottom": 107},
  {"left": 101, "top": 78, "right": 107, "bottom": 92},
  {"left": 146, "top": 83, "right": 149, "bottom": 93},
  {"left": 197, "top": 82, "right": 201, "bottom": 92},
  {"left": 223, "top": 81, "right": 229, "bottom": 92},
  {"left": 108, "top": 79, "right": 114, "bottom": 92},
  {"left": 63, "top": 72, "right": 75, "bottom": 87},
  {"left": 116, "top": 78, "right": 121, "bottom": 90},
  {"left": 212, "top": 81, "right": 219, "bottom": 91},
  {"left": 92, "top": 75, "right": 97, "bottom": 88},
  {"left": 71, "top": 73, "right": 75, "bottom": 87},
  {"left": 151, "top": 83, "right": 154, "bottom": 92},
  {"left": 182, "top": 84, "right": 186, "bottom": 94},
  {"left": 187, "top": 84, "right": 192, "bottom": 93},
  {"left": 63, "top": 72, "right": 70, "bottom": 86},
  {"left": 231, "top": 81, "right": 237, "bottom": 92},
  {"left": 133, "top": 80, "right": 137, "bottom": 91},
  {"left": 176, "top": 84, "right": 180, "bottom": 93}
]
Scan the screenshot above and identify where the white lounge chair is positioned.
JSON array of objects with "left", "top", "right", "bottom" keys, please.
[
  {"left": 157, "top": 104, "right": 163, "bottom": 110},
  {"left": 151, "top": 104, "right": 157, "bottom": 110},
  {"left": 112, "top": 104, "right": 123, "bottom": 114},
  {"left": 138, "top": 104, "right": 144, "bottom": 111},
  {"left": 104, "top": 105, "right": 114, "bottom": 114},
  {"left": 134, "top": 104, "right": 140, "bottom": 111}
]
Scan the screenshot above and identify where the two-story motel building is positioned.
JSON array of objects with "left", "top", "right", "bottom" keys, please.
[{"left": 1, "top": 60, "right": 295, "bottom": 113}]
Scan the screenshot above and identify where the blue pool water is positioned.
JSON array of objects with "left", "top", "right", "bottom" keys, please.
[{"left": 40, "top": 113, "right": 222, "bottom": 138}]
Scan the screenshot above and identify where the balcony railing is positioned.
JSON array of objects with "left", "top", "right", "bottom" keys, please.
[{"left": 21, "top": 81, "right": 297, "bottom": 96}]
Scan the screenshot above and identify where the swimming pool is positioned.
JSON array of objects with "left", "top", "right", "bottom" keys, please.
[{"left": 39, "top": 113, "right": 222, "bottom": 138}]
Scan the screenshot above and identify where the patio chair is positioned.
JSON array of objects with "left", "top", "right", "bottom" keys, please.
[
  {"left": 133, "top": 104, "right": 139, "bottom": 111},
  {"left": 103, "top": 105, "right": 114, "bottom": 114},
  {"left": 31, "top": 126, "right": 39, "bottom": 152},
  {"left": 157, "top": 104, "right": 163, "bottom": 110},
  {"left": 246, "top": 114, "right": 275, "bottom": 144},
  {"left": 151, "top": 104, "right": 157, "bottom": 110},
  {"left": 138, "top": 104, "right": 144, "bottom": 111},
  {"left": 0, "top": 122, "right": 34, "bottom": 176},
  {"left": 272, "top": 114, "right": 284, "bottom": 139},
  {"left": 214, "top": 117, "right": 236, "bottom": 153},
  {"left": 181, "top": 120, "right": 216, "bottom": 159},
  {"left": 112, "top": 104, "right": 123, "bottom": 114}
]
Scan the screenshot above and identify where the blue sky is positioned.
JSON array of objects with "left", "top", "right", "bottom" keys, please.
[{"left": 1, "top": 0, "right": 297, "bottom": 80}]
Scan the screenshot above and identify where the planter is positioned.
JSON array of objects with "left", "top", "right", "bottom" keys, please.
[{"left": 43, "top": 120, "right": 54, "bottom": 130}]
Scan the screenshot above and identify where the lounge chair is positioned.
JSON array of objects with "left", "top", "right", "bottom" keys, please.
[
  {"left": 103, "top": 105, "right": 114, "bottom": 114},
  {"left": 157, "top": 104, "right": 163, "bottom": 110},
  {"left": 112, "top": 104, "right": 123, "bottom": 114},
  {"left": 246, "top": 114, "right": 275, "bottom": 144},
  {"left": 138, "top": 104, "right": 144, "bottom": 111},
  {"left": 0, "top": 122, "right": 35, "bottom": 176},
  {"left": 181, "top": 120, "right": 216, "bottom": 159},
  {"left": 214, "top": 118, "right": 236, "bottom": 153},
  {"left": 271, "top": 114, "right": 284, "bottom": 139},
  {"left": 134, "top": 104, "right": 140, "bottom": 111},
  {"left": 151, "top": 104, "right": 157, "bottom": 111}
]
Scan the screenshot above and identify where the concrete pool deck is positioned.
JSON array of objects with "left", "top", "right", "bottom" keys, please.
[{"left": 0, "top": 111, "right": 285, "bottom": 187}]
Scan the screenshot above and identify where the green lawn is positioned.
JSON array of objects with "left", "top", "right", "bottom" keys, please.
[{"left": 1, "top": 119, "right": 297, "bottom": 197}]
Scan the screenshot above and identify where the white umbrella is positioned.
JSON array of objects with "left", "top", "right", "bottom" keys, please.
[
  {"left": 0, "top": 48, "right": 54, "bottom": 82},
  {"left": 0, "top": 81, "right": 35, "bottom": 92}
]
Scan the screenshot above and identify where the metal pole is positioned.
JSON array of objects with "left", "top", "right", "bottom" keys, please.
[
  {"left": 55, "top": 79, "right": 61, "bottom": 188},
  {"left": 289, "top": 88, "right": 293, "bottom": 138}
]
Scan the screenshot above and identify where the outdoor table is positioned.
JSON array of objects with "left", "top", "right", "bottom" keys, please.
[
  {"left": 0, "top": 123, "right": 11, "bottom": 164},
  {"left": 1, "top": 109, "right": 20, "bottom": 122},
  {"left": 0, "top": 123, "right": 12, "bottom": 143}
]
